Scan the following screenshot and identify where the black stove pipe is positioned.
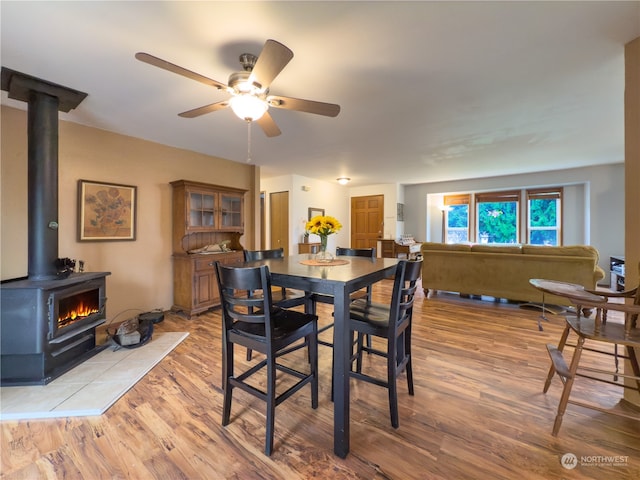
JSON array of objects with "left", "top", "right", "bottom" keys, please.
[
  {"left": 28, "top": 91, "right": 59, "bottom": 280},
  {"left": 1, "top": 67, "right": 87, "bottom": 281}
]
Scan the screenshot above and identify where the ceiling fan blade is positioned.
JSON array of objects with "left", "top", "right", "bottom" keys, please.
[
  {"left": 135, "top": 52, "right": 228, "bottom": 90},
  {"left": 267, "top": 95, "right": 340, "bottom": 117},
  {"left": 256, "top": 112, "right": 281, "bottom": 137},
  {"left": 178, "top": 100, "right": 229, "bottom": 118},
  {"left": 248, "top": 40, "right": 294, "bottom": 90}
]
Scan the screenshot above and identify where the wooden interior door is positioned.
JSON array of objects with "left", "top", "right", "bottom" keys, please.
[
  {"left": 350, "top": 194, "right": 384, "bottom": 249},
  {"left": 270, "top": 191, "right": 290, "bottom": 255}
]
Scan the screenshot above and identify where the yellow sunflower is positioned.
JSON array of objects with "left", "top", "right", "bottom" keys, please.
[{"left": 305, "top": 215, "right": 342, "bottom": 236}]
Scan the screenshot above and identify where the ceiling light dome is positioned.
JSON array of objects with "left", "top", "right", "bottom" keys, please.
[
  {"left": 337, "top": 177, "right": 351, "bottom": 185},
  {"left": 229, "top": 94, "right": 268, "bottom": 121}
]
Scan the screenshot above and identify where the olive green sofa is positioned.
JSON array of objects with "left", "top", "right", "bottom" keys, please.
[{"left": 420, "top": 242, "right": 606, "bottom": 307}]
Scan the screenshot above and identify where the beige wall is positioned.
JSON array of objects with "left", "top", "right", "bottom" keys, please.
[{"left": 1, "top": 105, "right": 257, "bottom": 318}]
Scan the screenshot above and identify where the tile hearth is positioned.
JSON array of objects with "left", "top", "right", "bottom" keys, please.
[{"left": 0, "top": 332, "right": 188, "bottom": 420}]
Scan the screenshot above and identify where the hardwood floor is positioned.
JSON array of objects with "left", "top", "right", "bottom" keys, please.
[{"left": 2, "top": 280, "right": 639, "bottom": 479}]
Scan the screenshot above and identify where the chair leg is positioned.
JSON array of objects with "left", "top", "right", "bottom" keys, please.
[
  {"left": 405, "top": 329, "right": 414, "bottom": 396},
  {"left": 388, "top": 339, "right": 399, "bottom": 429},
  {"left": 626, "top": 345, "right": 640, "bottom": 391},
  {"left": 246, "top": 348, "right": 253, "bottom": 361},
  {"left": 364, "top": 287, "right": 373, "bottom": 353},
  {"left": 265, "top": 352, "right": 277, "bottom": 456},
  {"left": 222, "top": 342, "right": 234, "bottom": 426},
  {"left": 308, "top": 296, "right": 317, "bottom": 316},
  {"left": 330, "top": 361, "right": 334, "bottom": 403},
  {"left": 355, "top": 333, "right": 365, "bottom": 373},
  {"left": 544, "top": 324, "right": 570, "bottom": 393},
  {"left": 309, "top": 333, "right": 319, "bottom": 409},
  {"left": 552, "top": 336, "right": 584, "bottom": 436}
]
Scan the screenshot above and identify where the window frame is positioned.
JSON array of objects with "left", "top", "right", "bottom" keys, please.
[
  {"left": 526, "top": 187, "right": 563, "bottom": 245},
  {"left": 443, "top": 194, "right": 470, "bottom": 244},
  {"left": 474, "top": 190, "right": 520, "bottom": 244}
]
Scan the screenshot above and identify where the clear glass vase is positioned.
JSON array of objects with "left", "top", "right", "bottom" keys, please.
[{"left": 315, "top": 235, "right": 334, "bottom": 262}]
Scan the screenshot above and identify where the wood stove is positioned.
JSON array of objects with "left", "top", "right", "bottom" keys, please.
[
  {"left": 0, "top": 68, "right": 112, "bottom": 385},
  {"left": 1, "top": 272, "right": 110, "bottom": 385}
]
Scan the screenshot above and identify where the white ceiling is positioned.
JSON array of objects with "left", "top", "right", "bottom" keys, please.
[{"left": 2, "top": 1, "right": 639, "bottom": 187}]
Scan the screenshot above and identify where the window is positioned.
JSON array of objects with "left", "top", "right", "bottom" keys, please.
[
  {"left": 475, "top": 191, "right": 519, "bottom": 244},
  {"left": 443, "top": 194, "right": 469, "bottom": 243},
  {"left": 527, "top": 188, "right": 562, "bottom": 245},
  {"left": 436, "top": 186, "right": 565, "bottom": 245}
]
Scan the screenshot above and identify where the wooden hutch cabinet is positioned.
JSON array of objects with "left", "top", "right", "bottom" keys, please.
[{"left": 170, "top": 180, "right": 246, "bottom": 317}]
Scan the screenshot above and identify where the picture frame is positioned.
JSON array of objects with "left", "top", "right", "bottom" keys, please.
[
  {"left": 78, "top": 179, "right": 137, "bottom": 241},
  {"left": 308, "top": 207, "right": 325, "bottom": 220},
  {"left": 397, "top": 203, "right": 404, "bottom": 221}
]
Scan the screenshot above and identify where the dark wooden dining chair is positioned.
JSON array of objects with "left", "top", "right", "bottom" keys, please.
[
  {"left": 243, "top": 248, "right": 308, "bottom": 308},
  {"left": 347, "top": 259, "right": 422, "bottom": 428},
  {"left": 312, "top": 246, "right": 376, "bottom": 348},
  {"left": 215, "top": 262, "right": 318, "bottom": 455},
  {"left": 244, "top": 248, "right": 309, "bottom": 360}
]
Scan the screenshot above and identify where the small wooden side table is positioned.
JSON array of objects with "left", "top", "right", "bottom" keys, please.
[
  {"left": 529, "top": 278, "right": 605, "bottom": 331},
  {"left": 298, "top": 242, "right": 321, "bottom": 254}
]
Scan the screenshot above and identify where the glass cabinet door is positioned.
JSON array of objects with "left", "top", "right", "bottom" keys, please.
[
  {"left": 189, "top": 191, "right": 216, "bottom": 229},
  {"left": 219, "top": 193, "right": 243, "bottom": 229}
]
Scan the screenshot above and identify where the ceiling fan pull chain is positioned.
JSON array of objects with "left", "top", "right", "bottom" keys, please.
[{"left": 247, "top": 120, "right": 252, "bottom": 163}]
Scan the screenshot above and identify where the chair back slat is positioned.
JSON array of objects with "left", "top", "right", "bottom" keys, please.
[
  {"left": 390, "top": 260, "right": 422, "bottom": 330},
  {"left": 244, "top": 248, "right": 285, "bottom": 261},
  {"left": 336, "top": 247, "right": 376, "bottom": 258},
  {"left": 215, "top": 262, "right": 273, "bottom": 326}
]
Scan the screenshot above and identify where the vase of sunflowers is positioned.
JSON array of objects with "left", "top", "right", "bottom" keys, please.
[{"left": 305, "top": 215, "right": 342, "bottom": 263}]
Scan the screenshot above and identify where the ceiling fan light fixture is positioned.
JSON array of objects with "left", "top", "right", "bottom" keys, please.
[
  {"left": 229, "top": 94, "right": 268, "bottom": 121},
  {"left": 136, "top": 40, "right": 339, "bottom": 136},
  {"left": 337, "top": 177, "right": 351, "bottom": 185}
]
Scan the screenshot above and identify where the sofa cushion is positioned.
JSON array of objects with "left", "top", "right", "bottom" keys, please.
[
  {"left": 421, "top": 242, "right": 472, "bottom": 252},
  {"left": 522, "top": 244, "right": 599, "bottom": 260},
  {"left": 470, "top": 244, "right": 523, "bottom": 254}
]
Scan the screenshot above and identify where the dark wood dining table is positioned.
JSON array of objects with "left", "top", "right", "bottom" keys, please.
[{"left": 245, "top": 253, "right": 400, "bottom": 457}]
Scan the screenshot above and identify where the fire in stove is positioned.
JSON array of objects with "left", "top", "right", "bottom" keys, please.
[
  {"left": 58, "top": 300, "right": 100, "bottom": 328},
  {"left": 56, "top": 288, "right": 101, "bottom": 331}
]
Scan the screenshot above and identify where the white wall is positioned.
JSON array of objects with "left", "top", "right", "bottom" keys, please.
[
  {"left": 404, "top": 163, "right": 625, "bottom": 282},
  {"left": 261, "top": 174, "right": 350, "bottom": 253},
  {"left": 259, "top": 178, "right": 407, "bottom": 254}
]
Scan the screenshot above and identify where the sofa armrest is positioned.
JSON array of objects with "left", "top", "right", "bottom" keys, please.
[{"left": 594, "top": 265, "right": 606, "bottom": 284}]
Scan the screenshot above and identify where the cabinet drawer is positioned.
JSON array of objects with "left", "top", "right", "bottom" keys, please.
[
  {"left": 194, "top": 256, "right": 217, "bottom": 271},
  {"left": 193, "top": 251, "right": 243, "bottom": 271},
  {"left": 220, "top": 251, "right": 244, "bottom": 265}
]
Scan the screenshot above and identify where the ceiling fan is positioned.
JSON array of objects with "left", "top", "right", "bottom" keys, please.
[{"left": 135, "top": 39, "right": 340, "bottom": 137}]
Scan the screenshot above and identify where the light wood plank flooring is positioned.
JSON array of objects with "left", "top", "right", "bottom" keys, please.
[{"left": 2, "top": 280, "right": 639, "bottom": 479}]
